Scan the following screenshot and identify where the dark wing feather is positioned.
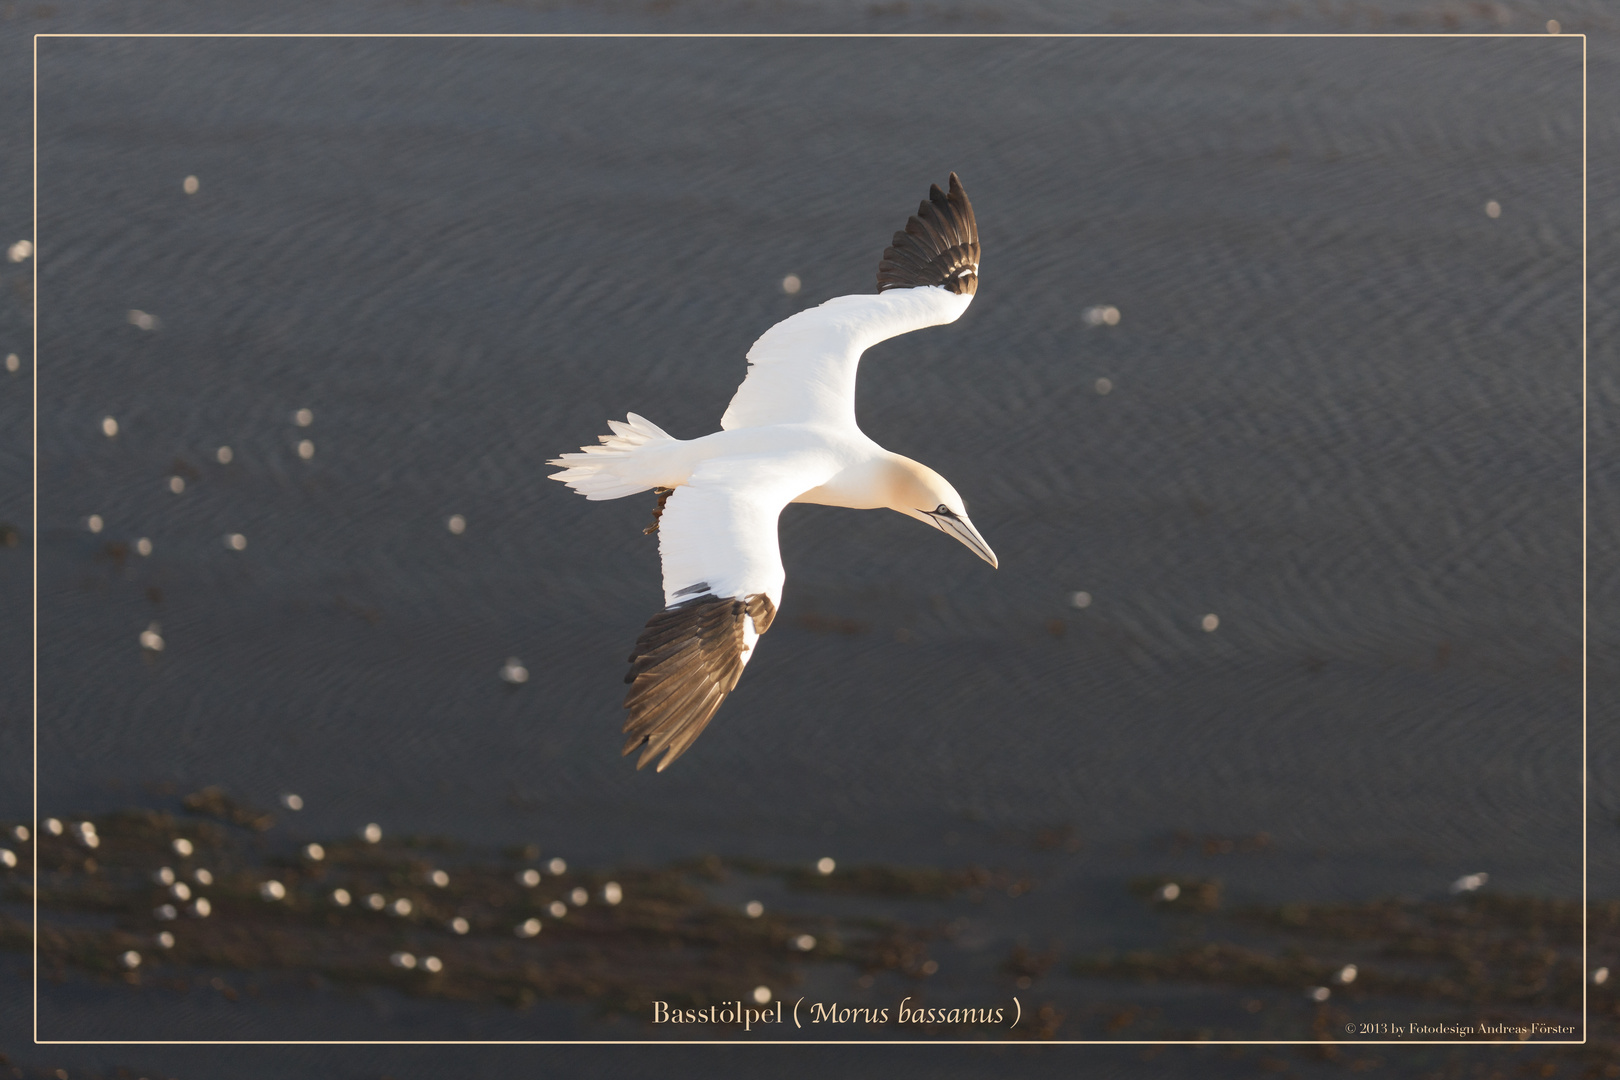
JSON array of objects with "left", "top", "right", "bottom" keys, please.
[
  {"left": 875, "top": 172, "right": 980, "bottom": 295},
  {"left": 622, "top": 593, "right": 777, "bottom": 772}
]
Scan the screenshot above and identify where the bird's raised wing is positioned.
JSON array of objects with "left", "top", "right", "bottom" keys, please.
[
  {"left": 621, "top": 458, "right": 814, "bottom": 771},
  {"left": 719, "top": 173, "right": 981, "bottom": 433}
]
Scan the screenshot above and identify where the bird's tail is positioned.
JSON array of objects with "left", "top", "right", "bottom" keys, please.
[{"left": 547, "top": 413, "right": 680, "bottom": 500}]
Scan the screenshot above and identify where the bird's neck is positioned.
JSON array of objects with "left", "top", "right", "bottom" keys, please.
[{"left": 792, "top": 454, "right": 916, "bottom": 512}]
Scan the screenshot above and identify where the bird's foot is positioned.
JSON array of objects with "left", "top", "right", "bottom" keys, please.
[{"left": 643, "top": 487, "right": 675, "bottom": 535}]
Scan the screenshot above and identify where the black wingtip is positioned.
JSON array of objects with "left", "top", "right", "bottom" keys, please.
[
  {"left": 619, "top": 593, "right": 777, "bottom": 772},
  {"left": 876, "top": 173, "right": 980, "bottom": 295}
]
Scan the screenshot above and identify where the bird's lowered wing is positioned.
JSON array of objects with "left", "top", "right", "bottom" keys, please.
[
  {"left": 621, "top": 458, "right": 813, "bottom": 771},
  {"left": 719, "top": 173, "right": 981, "bottom": 433}
]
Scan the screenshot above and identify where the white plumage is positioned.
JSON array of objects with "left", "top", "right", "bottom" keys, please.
[
  {"left": 720, "top": 288, "right": 974, "bottom": 431},
  {"left": 550, "top": 173, "right": 995, "bottom": 771}
]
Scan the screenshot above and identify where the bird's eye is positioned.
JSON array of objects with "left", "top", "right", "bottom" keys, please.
[{"left": 934, "top": 504, "right": 957, "bottom": 518}]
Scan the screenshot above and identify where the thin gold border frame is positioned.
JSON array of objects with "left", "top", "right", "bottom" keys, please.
[{"left": 31, "top": 31, "right": 1587, "bottom": 1049}]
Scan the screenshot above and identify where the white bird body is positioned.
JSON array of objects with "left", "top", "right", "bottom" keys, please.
[{"left": 550, "top": 173, "right": 995, "bottom": 771}]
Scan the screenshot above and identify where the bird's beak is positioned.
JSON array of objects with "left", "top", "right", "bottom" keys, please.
[{"left": 930, "top": 512, "right": 998, "bottom": 569}]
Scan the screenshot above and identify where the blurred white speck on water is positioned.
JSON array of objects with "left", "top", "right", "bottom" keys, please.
[
  {"left": 183, "top": 175, "right": 200, "bottom": 194},
  {"left": 781, "top": 274, "right": 801, "bottom": 295},
  {"left": 101, "top": 416, "right": 118, "bottom": 437},
  {"left": 7, "top": 240, "right": 31, "bottom": 263}
]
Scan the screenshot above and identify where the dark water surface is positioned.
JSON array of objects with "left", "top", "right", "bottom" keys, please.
[{"left": 11, "top": 27, "right": 1592, "bottom": 1053}]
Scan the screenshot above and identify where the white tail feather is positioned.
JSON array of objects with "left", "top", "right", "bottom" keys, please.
[{"left": 548, "top": 413, "right": 680, "bottom": 500}]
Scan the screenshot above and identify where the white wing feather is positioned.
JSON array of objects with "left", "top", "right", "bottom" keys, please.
[
  {"left": 655, "top": 456, "right": 832, "bottom": 608},
  {"left": 719, "top": 286, "right": 973, "bottom": 432}
]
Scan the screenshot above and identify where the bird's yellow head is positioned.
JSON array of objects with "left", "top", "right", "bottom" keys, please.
[{"left": 885, "top": 458, "right": 998, "bottom": 569}]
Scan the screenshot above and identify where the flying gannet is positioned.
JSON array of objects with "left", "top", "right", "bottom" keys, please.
[{"left": 550, "top": 173, "right": 996, "bottom": 771}]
